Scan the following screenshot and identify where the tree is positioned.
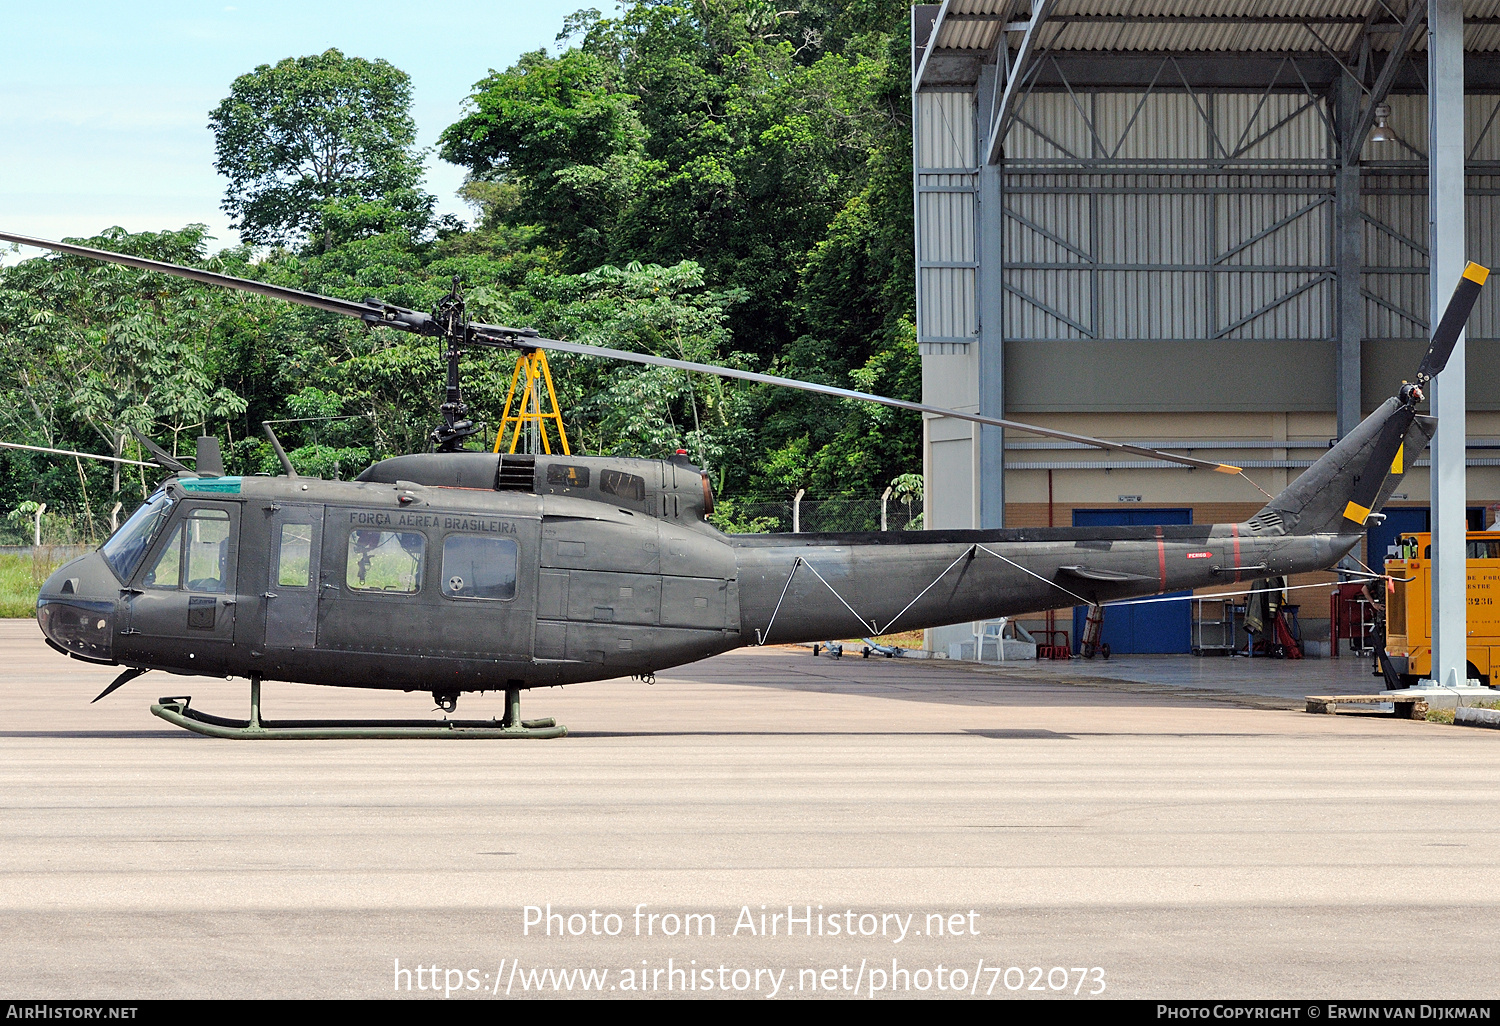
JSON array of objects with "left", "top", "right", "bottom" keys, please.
[
  {"left": 0, "top": 226, "right": 249, "bottom": 527},
  {"left": 438, "top": 49, "right": 645, "bottom": 270},
  {"left": 0, "top": 3, "right": 925, "bottom": 541},
  {"left": 436, "top": 3, "right": 921, "bottom": 500},
  {"left": 210, "top": 49, "right": 430, "bottom": 251}
]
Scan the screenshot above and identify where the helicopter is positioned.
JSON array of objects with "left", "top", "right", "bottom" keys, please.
[{"left": 2, "top": 230, "right": 1485, "bottom": 738}]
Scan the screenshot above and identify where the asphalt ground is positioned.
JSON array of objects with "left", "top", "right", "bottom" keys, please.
[{"left": 1, "top": 619, "right": 1495, "bottom": 1000}]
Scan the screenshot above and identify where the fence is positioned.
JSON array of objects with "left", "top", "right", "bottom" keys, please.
[{"left": 717, "top": 496, "right": 924, "bottom": 534}]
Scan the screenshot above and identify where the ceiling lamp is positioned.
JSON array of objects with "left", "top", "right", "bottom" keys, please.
[{"left": 1369, "top": 102, "right": 1397, "bottom": 144}]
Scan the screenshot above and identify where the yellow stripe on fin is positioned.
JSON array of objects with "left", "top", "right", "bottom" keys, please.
[
  {"left": 1391, "top": 443, "right": 1403, "bottom": 476},
  {"left": 1344, "top": 500, "right": 1372, "bottom": 523},
  {"left": 1464, "top": 262, "right": 1490, "bottom": 285}
]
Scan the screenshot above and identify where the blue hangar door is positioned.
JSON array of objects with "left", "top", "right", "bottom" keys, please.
[{"left": 1071, "top": 508, "right": 1192, "bottom": 655}]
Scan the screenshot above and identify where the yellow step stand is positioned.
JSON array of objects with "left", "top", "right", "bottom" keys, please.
[{"left": 495, "top": 348, "right": 571, "bottom": 456}]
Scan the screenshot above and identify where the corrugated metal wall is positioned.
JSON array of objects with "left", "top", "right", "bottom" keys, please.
[
  {"left": 1003, "top": 90, "right": 1336, "bottom": 343},
  {"left": 916, "top": 91, "right": 979, "bottom": 347},
  {"left": 914, "top": 81, "right": 1500, "bottom": 415},
  {"left": 1357, "top": 95, "right": 1500, "bottom": 341}
]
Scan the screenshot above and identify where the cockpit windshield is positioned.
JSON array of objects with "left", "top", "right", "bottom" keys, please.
[{"left": 100, "top": 490, "right": 175, "bottom": 582}]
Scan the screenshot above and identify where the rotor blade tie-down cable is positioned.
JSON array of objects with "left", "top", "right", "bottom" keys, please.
[
  {"left": 794, "top": 559, "right": 881, "bottom": 637},
  {"left": 877, "top": 545, "right": 984, "bottom": 635},
  {"left": 759, "top": 547, "right": 985, "bottom": 643},
  {"left": 760, "top": 543, "right": 1099, "bottom": 645},
  {"left": 1237, "top": 471, "right": 1276, "bottom": 501},
  {"left": 1103, "top": 578, "right": 1349, "bottom": 608},
  {"left": 754, "top": 557, "right": 805, "bottom": 646},
  {"left": 973, "top": 543, "right": 1094, "bottom": 608}
]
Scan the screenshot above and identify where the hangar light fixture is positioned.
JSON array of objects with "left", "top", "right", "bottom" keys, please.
[{"left": 1369, "top": 102, "right": 1397, "bottom": 144}]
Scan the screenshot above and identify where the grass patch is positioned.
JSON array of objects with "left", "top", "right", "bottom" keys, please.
[
  {"left": 832, "top": 630, "right": 927, "bottom": 649},
  {"left": 1427, "top": 699, "right": 1500, "bottom": 724},
  {"left": 0, "top": 548, "right": 85, "bottom": 618}
]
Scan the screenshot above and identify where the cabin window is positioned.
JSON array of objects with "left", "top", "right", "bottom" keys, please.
[
  {"left": 142, "top": 509, "right": 230, "bottom": 592},
  {"left": 1468, "top": 540, "right": 1500, "bottom": 559},
  {"left": 184, "top": 510, "right": 231, "bottom": 592},
  {"left": 600, "top": 469, "right": 645, "bottom": 502},
  {"left": 277, "top": 524, "right": 313, "bottom": 587},
  {"left": 145, "top": 524, "right": 183, "bottom": 589},
  {"left": 546, "top": 464, "right": 590, "bottom": 488},
  {"left": 346, "top": 530, "right": 424, "bottom": 593},
  {"left": 441, "top": 535, "right": 519, "bottom": 601}
]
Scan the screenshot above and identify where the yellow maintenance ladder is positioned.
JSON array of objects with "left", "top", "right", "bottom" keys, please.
[{"left": 493, "top": 348, "right": 571, "bottom": 455}]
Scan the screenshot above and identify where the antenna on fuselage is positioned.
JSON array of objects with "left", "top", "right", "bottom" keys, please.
[{"left": 262, "top": 422, "right": 297, "bottom": 478}]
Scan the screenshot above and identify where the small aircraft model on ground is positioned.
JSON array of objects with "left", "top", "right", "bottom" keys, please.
[{"left": 2, "top": 230, "right": 1484, "bottom": 738}]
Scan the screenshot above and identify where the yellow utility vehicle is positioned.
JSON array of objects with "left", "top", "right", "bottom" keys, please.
[{"left": 1384, "top": 531, "right": 1500, "bottom": 685}]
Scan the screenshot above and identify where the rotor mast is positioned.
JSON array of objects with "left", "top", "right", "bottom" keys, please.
[{"left": 430, "top": 276, "right": 480, "bottom": 453}]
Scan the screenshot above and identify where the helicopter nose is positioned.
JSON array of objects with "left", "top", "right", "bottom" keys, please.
[{"left": 36, "top": 551, "right": 119, "bottom": 663}]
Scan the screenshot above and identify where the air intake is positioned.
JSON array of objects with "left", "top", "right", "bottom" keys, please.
[
  {"left": 1245, "top": 510, "right": 1284, "bottom": 534},
  {"left": 495, "top": 454, "right": 536, "bottom": 492}
]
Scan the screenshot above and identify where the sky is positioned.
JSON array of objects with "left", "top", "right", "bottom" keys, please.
[{"left": 1, "top": 1, "right": 607, "bottom": 260}]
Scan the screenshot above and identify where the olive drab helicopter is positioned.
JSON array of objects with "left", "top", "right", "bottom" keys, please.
[{"left": 1, "top": 229, "right": 1486, "bottom": 739}]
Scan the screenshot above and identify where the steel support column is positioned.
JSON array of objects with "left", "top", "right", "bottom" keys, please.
[
  {"left": 1429, "top": 0, "right": 1469, "bottom": 685},
  {"left": 1335, "top": 71, "right": 1363, "bottom": 438},
  {"left": 978, "top": 63, "right": 1005, "bottom": 529}
]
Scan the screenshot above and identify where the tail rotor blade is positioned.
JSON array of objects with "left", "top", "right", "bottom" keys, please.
[{"left": 1416, "top": 262, "right": 1489, "bottom": 387}]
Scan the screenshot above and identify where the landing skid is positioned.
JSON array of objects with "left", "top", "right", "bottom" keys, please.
[{"left": 149, "top": 679, "right": 566, "bottom": 739}]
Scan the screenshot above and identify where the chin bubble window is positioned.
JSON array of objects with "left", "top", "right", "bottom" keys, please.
[
  {"left": 441, "top": 535, "right": 519, "bottom": 601},
  {"left": 347, "top": 530, "right": 424, "bottom": 593}
]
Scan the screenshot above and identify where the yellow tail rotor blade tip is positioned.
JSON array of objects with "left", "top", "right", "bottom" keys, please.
[
  {"left": 1463, "top": 262, "right": 1489, "bottom": 285},
  {"left": 1215, "top": 464, "right": 1243, "bottom": 474}
]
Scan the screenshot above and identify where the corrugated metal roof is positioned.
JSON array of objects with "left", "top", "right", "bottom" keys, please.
[{"left": 930, "top": 0, "right": 1500, "bottom": 54}]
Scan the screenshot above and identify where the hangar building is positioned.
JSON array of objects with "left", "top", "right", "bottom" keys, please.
[{"left": 912, "top": 0, "right": 1500, "bottom": 654}]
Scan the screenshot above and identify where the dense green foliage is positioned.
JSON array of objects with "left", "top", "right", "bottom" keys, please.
[
  {"left": 0, "top": 1, "right": 916, "bottom": 543},
  {"left": 209, "top": 49, "right": 434, "bottom": 251}
]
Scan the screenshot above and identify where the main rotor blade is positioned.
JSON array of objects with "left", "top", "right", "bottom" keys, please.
[
  {"left": 0, "top": 441, "right": 155, "bottom": 467},
  {"left": 490, "top": 334, "right": 1243, "bottom": 474},
  {"left": 2, "top": 230, "right": 1242, "bottom": 473},
  {"left": 0, "top": 230, "right": 539, "bottom": 339},
  {"left": 0, "top": 230, "right": 394, "bottom": 320},
  {"left": 1416, "top": 262, "right": 1489, "bottom": 387}
]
